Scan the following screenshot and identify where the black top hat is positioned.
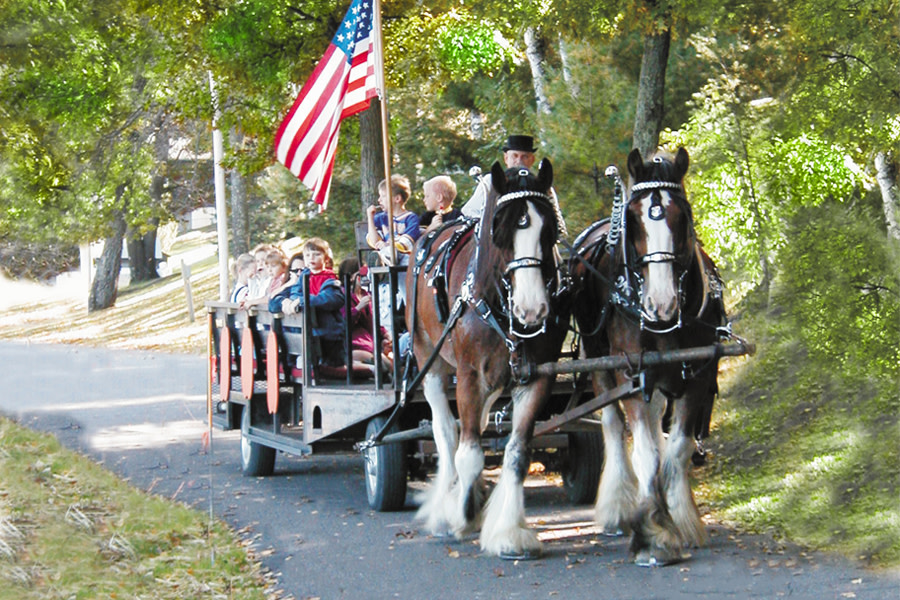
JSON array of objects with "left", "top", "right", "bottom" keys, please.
[{"left": 502, "top": 134, "right": 537, "bottom": 153}]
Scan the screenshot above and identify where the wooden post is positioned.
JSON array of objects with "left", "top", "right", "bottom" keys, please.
[{"left": 182, "top": 260, "right": 195, "bottom": 322}]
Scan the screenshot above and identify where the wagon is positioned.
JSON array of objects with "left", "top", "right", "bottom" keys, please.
[
  {"left": 208, "top": 263, "right": 601, "bottom": 510},
  {"left": 207, "top": 253, "right": 753, "bottom": 513}
]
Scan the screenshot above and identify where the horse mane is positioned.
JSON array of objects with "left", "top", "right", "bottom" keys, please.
[{"left": 471, "top": 163, "right": 503, "bottom": 299}]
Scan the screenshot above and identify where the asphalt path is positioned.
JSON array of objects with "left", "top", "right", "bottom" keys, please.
[{"left": 1, "top": 341, "right": 896, "bottom": 599}]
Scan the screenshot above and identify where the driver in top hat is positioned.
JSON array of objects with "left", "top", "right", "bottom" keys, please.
[{"left": 460, "top": 134, "right": 567, "bottom": 237}]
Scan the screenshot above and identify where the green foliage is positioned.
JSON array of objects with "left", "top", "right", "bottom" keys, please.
[
  {"left": 667, "top": 56, "right": 864, "bottom": 289},
  {"left": 781, "top": 0, "right": 899, "bottom": 156},
  {"left": 434, "top": 11, "right": 511, "bottom": 78},
  {"left": 0, "top": 0, "right": 195, "bottom": 245},
  {"left": 775, "top": 202, "right": 899, "bottom": 378}
]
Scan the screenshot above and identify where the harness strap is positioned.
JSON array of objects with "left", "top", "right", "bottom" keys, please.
[
  {"left": 363, "top": 296, "right": 466, "bottom": 447},
  {"left": 473, "top": 298, "right": 516, "bottom": 352}
]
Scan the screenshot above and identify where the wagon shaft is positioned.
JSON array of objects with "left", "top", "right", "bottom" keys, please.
[{"left": 534, "top": 341, "right": 755, "bottom": 377}]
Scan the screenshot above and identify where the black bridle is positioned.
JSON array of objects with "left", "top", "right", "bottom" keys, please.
[
  {"left": 490, "top": 188, "right": 564, "bottom": 338},
  {"left": 617, "top": 180, "right": 697, "bottom": 334}
]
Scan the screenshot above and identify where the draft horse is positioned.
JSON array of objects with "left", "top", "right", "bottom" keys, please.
[
  {"left": 570, "top": 147, "right": 727, "bottom": 566},
  {"left": 406, "top": 160, "right": 569, "bottom": 559}
]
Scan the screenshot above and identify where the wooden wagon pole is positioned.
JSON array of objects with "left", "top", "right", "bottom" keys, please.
[{"left": 534, "top": 341, "right": 755, "bottom": 378}]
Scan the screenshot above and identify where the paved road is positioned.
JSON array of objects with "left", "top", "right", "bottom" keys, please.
[{"left": 1, "top": 341, "right": 896, "bottom": 599}]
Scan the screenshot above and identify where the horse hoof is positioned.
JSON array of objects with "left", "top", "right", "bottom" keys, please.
[
  {"left": 634, "top": 549, "right": 685, "bottom": 567},
  {"left": 601, "top": 527, "right": 626, "bottom": 537},
  {"left": 431, "top": 529, "right": 454, "bottom": 540},
  {"left": 634, "top": 550, "right": 688, "bottom": 567},
  {"left": 499, "top": 548, "right": 542, "bottom": 561}
]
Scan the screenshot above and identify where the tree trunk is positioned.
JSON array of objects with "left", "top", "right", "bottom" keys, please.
[
  {"left": 632, "top": 28, "right": 671, "bottom": 157},
  {"left": 559, "top": 35, "right": 579, "bottom": 99},
  {"left": 229, "top": 128, "right": 250, "bottom": 255},
  {"left": 524, "top": 27, "right": 551, "bottom": 116},
  {"left": 126, "top": 113, "right": 168, "bottom": 283},
  {"left": 126, "top": 218, "right": 159, "bottom": 282},
  {"left": 469, "top": 110, "right": 484, "bottom": 140},
  {"left": 360, "top": 99, "right": 384, "bottom": 214},
  {"left": 875, "top": 151, "right": 900, "bottom": 241},
  {"left": 89, "top": 200, "right": 127, "bottom": 312}
]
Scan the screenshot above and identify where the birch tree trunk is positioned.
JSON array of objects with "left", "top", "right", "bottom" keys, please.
[
  {"left": 875, "top": 151, "right": 900, "bottom": 241},
  {"left": 632, "top": 28, "right": 671, "bottom": 157},
  {"left": 524, "top": 27, "right": 551, "bottom": 116},
  {"left": 559, "top": 35, "right": 578, "bottom": 99}
]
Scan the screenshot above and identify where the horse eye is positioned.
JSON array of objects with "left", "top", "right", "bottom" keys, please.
[{"left": 517, "top": 213, "right": 530, "bottom": 229}]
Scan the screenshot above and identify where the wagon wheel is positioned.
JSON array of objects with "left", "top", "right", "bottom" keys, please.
[
  {"left": 240, "top": 404, "right": 276, "bottom": 477},
  {"left": 363, "top": 415, "right": 408, "bottom": 511},
  {"left": 562, "top": 430, "right": 604, "bottom": 505}
]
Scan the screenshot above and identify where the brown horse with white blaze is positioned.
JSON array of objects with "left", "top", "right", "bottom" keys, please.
[
  {"left": 406, "top": 160, "right": 569, "bottom": 559},
  {"left": 570, "top": 147, "right": 727, "bottom": 566}
]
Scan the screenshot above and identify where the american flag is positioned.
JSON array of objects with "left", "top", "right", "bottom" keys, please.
[{"left": 274, "top": 0, "right": 378, "bottom": 209}]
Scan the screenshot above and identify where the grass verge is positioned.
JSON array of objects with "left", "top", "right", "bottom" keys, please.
[
  {"left": 703, "top": 307, "right": 900, "bottom": 568},
  {"left": 0, "top": 416, "right": 271, "bottom": 599}
]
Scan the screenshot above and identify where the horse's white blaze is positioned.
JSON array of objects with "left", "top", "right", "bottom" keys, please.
[
  {"left": 510, "top": 201, "right": 549, "bottom": 326},
  {"left": 416, "top": 373, "right": 459, "bottom": 534},
  {"left": 639, "top": 193, "right": 678, "bottom": 322}
]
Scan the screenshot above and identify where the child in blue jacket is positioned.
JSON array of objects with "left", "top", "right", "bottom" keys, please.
[{"left": 272, "top": 238, "right": 345, "bottom": 367}]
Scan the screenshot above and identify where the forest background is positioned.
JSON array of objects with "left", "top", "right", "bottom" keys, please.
[{"left": 0, "top": 0, "right": 898, "bottom": 565}]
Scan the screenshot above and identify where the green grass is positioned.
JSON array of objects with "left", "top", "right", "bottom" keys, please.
[
  {"left": 0, "top": 417, "right": 269, "bottom": 599},
  {"left": 704, "top": 308, "right": 900, "bottom": 567}
]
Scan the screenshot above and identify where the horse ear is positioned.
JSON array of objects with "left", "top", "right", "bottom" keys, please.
[
  {"left": 627, "top": 148, "right": 644, "bottom": 180},
  {"left": 490, "top": 161, "right": 507, "bottom": 195},
  {"left": 674, "top": 147, "right": 690, "bottom": 180},
  {"left": 537, "top": 158, "right": 553, "bottom": 191}
]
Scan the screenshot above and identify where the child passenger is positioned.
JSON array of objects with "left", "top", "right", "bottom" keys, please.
[
  {"left": 275, "top": 238, "right": 345, "bottom": 367},
  {"left": 419, "top": 175, "right": 461, "bottom": 234},
  {"left": 242, "top": 249, "right": 286, "bottom": 309},
  {"left": 339, "top": 258, "right": 393, "bottom": 374},
  {"left": 246, "top": 243, "right": 275, "bottom": 300},
  {"left": 365, "top": 174, "right": 420, "bottom": 266},
  {"left": 229, "top": 253, "right": 256, "bottom": 304},
  {"left": 365, "top": 175, "right": 419, "bottom": 329}
]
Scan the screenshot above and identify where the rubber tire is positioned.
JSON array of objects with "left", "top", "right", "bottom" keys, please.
[
  {"left": 562, "top": 430, "right": 604, "bottom": 505},
  {"left": 364, "top": 415, "right": 408, "bottom": 511},
  {"left": 240, "top": 404, "right": 276, "bottom": 477}
]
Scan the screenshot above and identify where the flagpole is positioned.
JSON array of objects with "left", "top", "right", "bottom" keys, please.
[
  {"left": 372, "top": 0, "right": 397, "bottom": 266},
  {"left": 209, "top": 71, "right": 230, "bottom": 302}
]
